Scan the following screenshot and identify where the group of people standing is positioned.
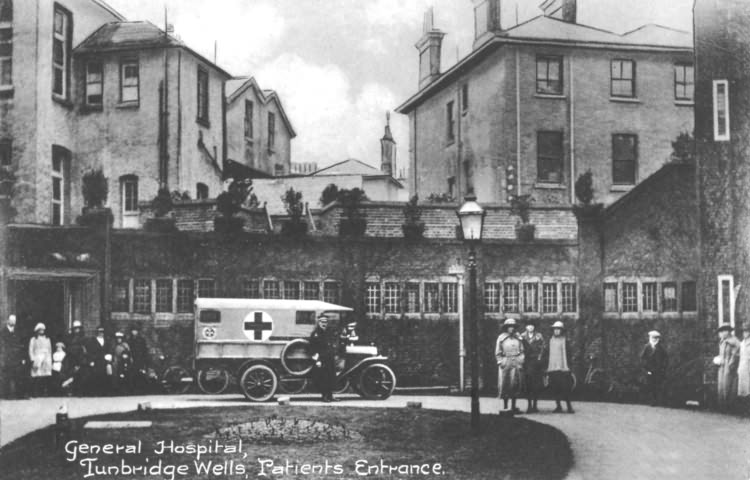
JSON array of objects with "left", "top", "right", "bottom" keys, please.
[
  {"left": 0, "top": 315, "right": 149, "bottom": 398},
  {"left": 495, "top": 318, "right": 574, "bottom": 414},
  {"left": 715, "top": 321, "right": 750, "bottom": 411}
]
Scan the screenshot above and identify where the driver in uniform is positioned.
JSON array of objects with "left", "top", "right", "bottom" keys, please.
[{"left": 309, "top": 314, "right": 339, "bottom": 402}]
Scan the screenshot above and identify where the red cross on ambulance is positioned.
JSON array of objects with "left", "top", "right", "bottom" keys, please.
[{"left": 243, "top": 311, "right": 273, "bottom": 341}]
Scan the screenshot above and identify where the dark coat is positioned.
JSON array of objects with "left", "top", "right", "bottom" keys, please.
[
  {"left": 85, "top": 336, "right": 110, "bottom": 374},
  {"left": 640, "top": 342, "right": 668, "bottom": 380},
  {"left": 309, "top": 326, "right": 338, "bottom": 361},
  {"left": 128, "top": 335, "right": 149, "bottom": 370},
  {"left": 0, "top": 327, "right": 23, "bottom": 369}
]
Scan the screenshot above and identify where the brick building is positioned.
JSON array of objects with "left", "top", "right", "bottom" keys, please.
[{"left": 396, "top": 0, "right": 693, "bottom": 206}]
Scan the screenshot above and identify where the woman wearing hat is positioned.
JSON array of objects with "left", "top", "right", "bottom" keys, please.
[
  {"left": 495, "top": 318, "right": 525, "bottom": 413},
  {"left": 546, "top": 321, "right": 574, "bottom": 413},
  {"left": 715, "top": 323, "right": 740, "bottom": 409},
  {"left": 736, "top": 323, "right": 750, "bottom": 399},
  {"left": 28, "top": 322, "right": 52, "bottom": 396}
]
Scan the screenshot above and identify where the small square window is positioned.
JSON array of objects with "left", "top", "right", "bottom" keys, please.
[
  {"left": 484, "top": 282, "right": 501, "bottom": 313},
  {"left": 562, "top": 283, "right": 577, "bottom": 313},
  {"left": 622, "top": 282, "right": 638, "bottom": 313},
  {"left": 442, "top": 283, "right": 458, "bottom": 313},
  {"left": 197, "top": 279, "right": 216, "bottom": 298},
  {"left": 611, "top": 59, "right": 636, "bottom": 98},
  {"left": 155, "top": 279, "right": 173, "bottom": 313},
  {"left": 523, "top": 283, "right": 539, "bottom": 313},
  {"left": 662, "top": 282, "right": 677, "bottom": 312},
  {"left": 424, "top": 282, "right": 440, "bottom": 313},
  {"left": 133, "top": 279, "right": 151, "bottom": 314},
  {"left": 283, "top": 281, "right": 300, "bottom": 300},
  {"left": 384, "top": 282, "right": 401, "bottom": 314},
  {"left": 176, "top": 279, "right": 194, "bottom": 313},
  {"left": 323, "top": 282, "right": 340, "bottom": 304},
  {"left": 503, "top": 283, "right": 519, "bottom": 313},
  {"left": 405, "top": 283, "right": 420, "bottom": 313},
  {"left": 263, "top": 280, "right": 280, "bottom": 299},
  {"left": 542, "top": 283, "right": 557, "bottom": 314},
  {"left": 537, "top": 56, "right": 563, "bottom": 95},
  {"left": 642, "top": 282, "right": 657, "bottom": 312},
  {"left": 366, "top": 282, "right": 380, "bottom": 314},
  {"left": 241, "top": 279, "right": 259, "bottom": 299},
  {"left": 303, "top": 281, "right": 319, "bottom": 300}
]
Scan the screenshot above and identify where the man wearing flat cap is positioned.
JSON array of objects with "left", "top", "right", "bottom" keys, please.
[
  {"left": 309, "top": 314, "right": 339, "bottom": 402},
  {"left": 640, "top": 330, "right": 668, "bottom": 406},
  {"left": 715, "top": 323, "right": 740, "bottom": 409}
]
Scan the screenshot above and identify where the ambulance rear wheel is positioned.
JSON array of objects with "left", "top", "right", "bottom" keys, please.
[
  {"left": 240, "top": 365, "right": 278, "bottom": 402},
  {"left": 196, "top": 367, "right": 230, "bottom": 395},
  {"left": 278, "top": 376, "right": 308, "bottom": 394}
]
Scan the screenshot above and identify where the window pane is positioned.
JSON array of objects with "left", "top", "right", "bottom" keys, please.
[
  {"left": 197, "top": 279, "right": 216, "bottom": 298},
  {"left": 52, "top": 177, "right": 61, "bottom": 201},
  {"left": 622, "top": 283, "right": 638, "bottom": 312},
  {"left": 176, "top": 280, "right": 194, "bottom": 313},
  {"left": 642, "top": 282, "right": 657, "bottom": 312},
  {"left": 562, "top": 283, "right": 577, "bottom": 313},
  {"left": 384, "top": 282, "right": 401, "bottom": 314},
  {"left": 263, "top": 280, "right": 280, "bottom": 299},
  {"left": 323, "top": 282, "right": 340, "bottom": 304},
  {"left": 424, "top": 283, "right": 440, "bottom": 313},
  {"left": 537, "top": 131, "right": 563, "bottom": 183},
  {"left": 405, "top": 283, "right": 420, "bottom": 313},
  {"left": 133, "top": 280, "right": 151, "bottom": 314},
  {"left": 0, "top": 58, "right": 11, "bottom": 86},
  {"left": 523, "top": 283, "right": 539, "bottom": 313},
  {"left": 681, "top": 281, "right": 697, "bottom": 312},
  {"left": 604, "top": 283, "right": 618, "bottom": 312},
  {"left": 155, "top": 279, "right": 173, "bottom": 313},
  {"left": 542, "top": 283, "right": 557, "bottom": 314},
  {"left": 0, "top": 0, "right": 12, "bottom": 23},
  {"left": 503, "top": 283, "right": 519, "bottom": 313},
  {"left": 484, "top": 282, "right": 501, "bottom": 313},
  {"left": 537, "top": 56, "right": 562, "bottom": 94},
  {"left": 54, "top": 10, "right": 64, "bottom": 34},
  {"left": 241, "top": 279, "right": 259, "bottom": 299},
  {"left": 612, "top": 134, "right": 637, "bottom": 184},
  {"left": 53, "top": 39, "right": 63, "bottom": 65},
  {"left": 366, "top": 282, "right": 380, "bottom": 314},
  {"left": 112, "top": 280, "right": 130, "bottom": 312},
  {"left": 283, "top": 281, "right": 300, "bottom": 300},
  {"left": 662, "top": 282, "right": 677, "bottom": 312},
  {"left": 303, "top": 281, "right": 319, "bottom": 300},
  {"left": 442, "top": 283, "right": 457, "bottom": 313}
]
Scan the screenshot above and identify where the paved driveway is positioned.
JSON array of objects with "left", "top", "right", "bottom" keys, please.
[{"left": 2, "top": 395, "right": 749, "bottom": 480}]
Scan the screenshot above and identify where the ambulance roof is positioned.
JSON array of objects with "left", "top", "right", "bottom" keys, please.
[{"left": 194, "top": 298, "right": 353, "bottom": 312}]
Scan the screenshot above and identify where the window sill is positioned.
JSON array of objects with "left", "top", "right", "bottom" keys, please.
[
  {"left": 445, "top": 139, "right": 456, "bottom": 148},
  {"left": 535, "top": 182, "right": 566, "bottom": 190},
  {"left": 609, "top": 97, "right": 641, "bottom": 104},
  {"left": 196, "top": 117, "right": 211, "bottom": 128},
  {"left": 461, "top": 109, "right": 468, "bottom": 117},
  {"left": 535, "top": 93, "right": 566, "bottom": 100},
  {"left": 116, "top": 101, "right": 140, "bottom": 110},
  {"left": 610, "top": 184, "right": 634, "bottom": 192},
  {"left": 245, "top": 137, "right": 254, "bottom": 144},
  {"left": 52, "top": 95, "right": 74, "bottom": 109},
  {"left": 0, "top": 86, "right": 13, "bottom": 99},
  {"left": 674, "top": 100, "right": 694, "bottom": 107}
]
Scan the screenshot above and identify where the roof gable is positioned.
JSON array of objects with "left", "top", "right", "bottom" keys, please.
[
  {"left": 312, "top": 159, "right": 382, "bottom": 176},
  {"left": 227, "top": 77, "right": 297, "bottom": 138}
]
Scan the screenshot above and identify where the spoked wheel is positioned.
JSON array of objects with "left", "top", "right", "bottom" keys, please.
[
  {"left": 333, "top": 377, "right": 350, "bottom": 395},
  {"left": 278, "top": 375, "right": 309, "bottom": 394},
  {"left": 161, "top": 366, "right": 193, "bottom": 394},
  {"left": 196, "top": 367, "right": 231, "bottom": 394},
  {"left": 240, "top": 364, "right": 278, "bottom": 402},
  {"left": 357, "top": 364, "right": 396, "bottom": 400}
]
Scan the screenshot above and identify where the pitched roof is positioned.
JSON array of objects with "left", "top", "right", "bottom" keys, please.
[
  {"left": 397, "top": 16, "right": 692, "bottom": 114},
  {"left": 227, "top": 77, "right": 297, "bottom": 138},
  {"left": 311, "top": 159, "right": 383, "bottom": 176},
  {"left": 75, "top": 21, "right": 232, "bottom": 77}
]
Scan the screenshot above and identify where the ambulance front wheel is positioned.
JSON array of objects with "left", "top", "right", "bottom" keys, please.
[
  {"left": 240, "top": 364, "right": 278, "bottom": 402},
  {"left": 196, "top": 367, "right": 230, "bottom": 395}
]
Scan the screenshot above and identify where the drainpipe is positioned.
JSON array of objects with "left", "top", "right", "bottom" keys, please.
[
  {"left": 457, "top": 272, "right": 465, "bottom": 391},
  {"left": 569, "top": 56, "right": 576, "bottom": 204},
  {"left": 515, "top": 49, "right": 521, "bottom": 197}
]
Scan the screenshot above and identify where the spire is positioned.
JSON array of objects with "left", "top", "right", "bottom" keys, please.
[{"left": 380, "top": 111, "right": 396, "bottom": 177}]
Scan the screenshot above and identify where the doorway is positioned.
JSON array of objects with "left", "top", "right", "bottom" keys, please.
[{"left": 13, "top": 281, "right": 66, "bottom": 344}]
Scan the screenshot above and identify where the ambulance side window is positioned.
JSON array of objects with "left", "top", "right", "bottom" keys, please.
[
  {"left": 296, "top": 311, "right": 316, "bottom": 325},
  {"left": 200, "top": 310, "right": 221, "bottom": 323}
]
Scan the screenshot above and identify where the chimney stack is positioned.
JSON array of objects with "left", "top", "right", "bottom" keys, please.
[
  {"left": 415, "top": 8, "right": 446, "bottom": 89},
  {"left": 472, "top": 0, "right": 502, "bottom": 44},
  {"left": 540, "top": 0, "right": 577, "bottom": 23},
  {"left": 380, "top": 112, "right": 396, "bottom": 177}
]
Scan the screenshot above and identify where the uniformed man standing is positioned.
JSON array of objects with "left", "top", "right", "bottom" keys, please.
[
  {"left": 0, "top": 315, "right": 24, "bottom": 398},
  {"left": 640, "top": 330, "right": 668, "bottom": 406},
  {"left": 309, "top": 314, "right": 339, "bottom": 402}
]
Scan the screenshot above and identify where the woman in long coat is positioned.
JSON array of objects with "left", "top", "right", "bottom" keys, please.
[
  {"left": 28, "top": 322, "right": 52, "bottom": 396},
  {"left": 716, "top": 323, "right": 740, "bottom": 409},
  {"left": 496, "top": 318, "right": 525, "bottom": 412},
  {"left": 737, "top": 323, "right": 750, "bottom": 398}
]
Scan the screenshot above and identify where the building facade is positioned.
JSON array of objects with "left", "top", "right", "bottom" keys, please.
[
  {"left": 396, "top": 0, "right": 694, "bottom": 206},
  {"left": 226, "top": 77, "right": 295, "bottom": 178}
]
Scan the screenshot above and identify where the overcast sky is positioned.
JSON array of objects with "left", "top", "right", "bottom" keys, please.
[{"left": 105, "top": 0, "right": 694, "bottom": 172}]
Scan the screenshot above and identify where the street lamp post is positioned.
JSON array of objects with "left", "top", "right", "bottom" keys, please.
[{"left": 456, "top": 194, "right": 485, "bottom": 432}]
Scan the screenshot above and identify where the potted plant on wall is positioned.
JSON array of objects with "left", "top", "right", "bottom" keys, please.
[
  {"left": 77, "top": 169, "right": 113, "bottom": 226},
  {"left": 402, "top": 195, "right": 426, "bottom": 240},
  {"left": 510, "top": 194, "right": 535, "bottom": 241},
  {"left": 573, "top": 170, "right": 603, "bottom": 219},
  {"left": 144, "top": 187, "right": 178, "bottom": 232},
  {"left": 281, "top": 187, "right": 308, "bottom": 237},
  {"left": 214, "top": 178, "right": 253, "bottom": 234},
  {"left": 338, "top": 188, "right": 368, "bottom": 237}
]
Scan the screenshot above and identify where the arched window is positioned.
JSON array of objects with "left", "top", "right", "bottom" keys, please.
[{"left": 196, "top": 182, "right": 208, "bottom": 200}]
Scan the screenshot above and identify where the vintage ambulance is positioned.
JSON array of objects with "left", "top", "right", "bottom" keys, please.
[{"left": 193, "top": 298, "right": 396, "bottom": 402}]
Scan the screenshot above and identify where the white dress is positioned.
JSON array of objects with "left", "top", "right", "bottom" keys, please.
[{"left": 738, "top": 338, "right": 750, "bottom": 397}]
